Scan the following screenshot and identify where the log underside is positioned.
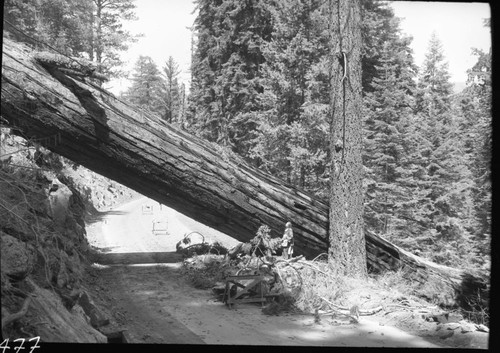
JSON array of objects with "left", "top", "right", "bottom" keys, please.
[{"left": 1, "top": 39, "right": 485, "bottom": 291}]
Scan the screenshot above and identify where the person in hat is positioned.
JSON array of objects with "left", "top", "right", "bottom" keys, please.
[{"left": 281, "top": 222, "right": 294, "bottom": 259}]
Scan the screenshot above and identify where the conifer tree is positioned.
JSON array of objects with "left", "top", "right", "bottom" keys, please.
[
  {"left": 361, "top": 0, "right": 408, "bottom": 93},
  {"left": 363, "top": 39, "right": 417, "bottom": 239},
  {"left": 251, "top": 0, "right": 330, "bottom": 188},
  {"left": 416, "top": 32, "right": 454, "bottom": 115},
  {"left": 189, "top": 0, "right": 272, "bottom": 154},
  {"left": 3, "top": 0, "right": 139, "bottom": 79},
  {"left": 411, "top": 32, "right": 477, "bottom": 266},
  {"left": 121, "top": 56, "right": 164, "bottom": 116},
  {"left": 160, "top": 56, "right": 182, "bottom": 124},
  {"left": 3, "top": 0, "right": 93, "bottom": 56},
  {"left": 459, "top": 39, "right": 491, "bottom": 264},
  {"left": 87, "top": 0, "right": 140, "bottom": 78}
]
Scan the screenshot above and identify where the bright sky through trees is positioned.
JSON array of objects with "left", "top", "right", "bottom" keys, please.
[
  {"left": 391, "top": 1, "right": 491, "bottom": 85},
  {"left": 106, "top": 0, "right": 490, "bottom": 95},
  {"left": 107, "top": 0, "right": 196, "bottom": 94}
]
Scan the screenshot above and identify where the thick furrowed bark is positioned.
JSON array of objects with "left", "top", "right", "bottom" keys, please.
[
  {"left": 328, "top": 0, "right": 367, "bottom": 276},
  {"left": 1, "top": 39, "right": 329, "bottom": 258}
]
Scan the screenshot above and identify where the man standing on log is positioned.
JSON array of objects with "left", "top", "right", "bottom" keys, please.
[{"left": 281, "top": 222, "right": 294, "bottom": 259}]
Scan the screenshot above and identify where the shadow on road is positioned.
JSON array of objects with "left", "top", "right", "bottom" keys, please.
[
  {"left": 85, "top": 210, "right": 129, "bottom": 224},
  {"left": 92, "top": 251, "right": 183, "bottom": 265}
]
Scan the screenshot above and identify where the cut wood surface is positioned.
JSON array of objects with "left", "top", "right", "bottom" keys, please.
[{"left": 1, "top": 39, "right": 486, "bottom": 293}]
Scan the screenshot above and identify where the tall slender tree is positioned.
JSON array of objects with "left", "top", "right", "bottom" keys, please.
[
  {"left": 86, "top": 0, "right": 140, "bottom": 78},
  {"left": 409, "top": 32, "right": 477, "bottom": 267},
  {"left": 363, "top": 39, "right": 417, "bottom": 239},
  {"left": 360, "top": 0, "right": 408, "bottom": 93},
  {"left": 360, "top": 1, "right": 420, "bottom": 245},
  {"left": 160, "top": 56, "right": 182, "bottom": 123},
  {"left": 328, "top": 0, "right": 366, "bottom": 277},
  {"left": 459, "top": 35, "right": 492, "bottom": 263},
  {"left": 415, "top": 32, "right": 454, "bottom": 115},
  {"left": 121, "top": 56, "right": 164, "bottom": 116}
]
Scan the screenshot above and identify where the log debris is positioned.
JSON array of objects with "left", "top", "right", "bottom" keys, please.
[
  {"left": 319, "top": 296, "right": 382, "bottom": 316},
  {"left": 2, "top": 38, "right": 329, "bottom": 258}
]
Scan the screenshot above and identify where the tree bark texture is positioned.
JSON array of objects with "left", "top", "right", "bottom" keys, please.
[
  {"left": 328, "top": 0, "right": 367, "bottom": 277},
  {"left": 1, "top": 39, "right": 487, "bottom": 301},
  {"left": 1, "top": 39, "right": 329, "bottom": 258}
]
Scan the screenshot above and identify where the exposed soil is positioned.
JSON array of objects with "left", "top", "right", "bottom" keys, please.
[{"left": 84, "top": 196, "right": 489, "bottom": 348}]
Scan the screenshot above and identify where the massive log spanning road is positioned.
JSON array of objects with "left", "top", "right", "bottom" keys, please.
[
  {"left": 1, "top": 39, "right": 487, "bottom": 295},
  {"left": 2, "top": 39, "right": 330, "bottom": 258}
]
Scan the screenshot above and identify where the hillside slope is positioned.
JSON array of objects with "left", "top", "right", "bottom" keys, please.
[{"left": 1, "top": 130, "right": 136, "bottom": 342}]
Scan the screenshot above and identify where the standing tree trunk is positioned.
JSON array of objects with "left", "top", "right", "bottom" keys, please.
[
  {"left": 328, "top": 0, "right": 367, "bottom": 277},
  {"left": 95, "top": 0, "right": 103, "bottom": 67}
]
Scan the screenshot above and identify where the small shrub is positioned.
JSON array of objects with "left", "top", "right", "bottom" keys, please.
[
  {"left": 375, "top": 268, "right": 419, "bottom": 295},
  {"left": 262, "top": 292, "right": 297, "bottom": 315},
  {"left": 190, "top": 274, "right": 216, "bottom": 289},
  {"left": 182, "top": 255, "right": 228, "bottom": 289},
  {"left": 456, "top": 272, "right": 490, "bottom": 326},
  {"left": 291, "top": 260, "right": 350, "bottom": 313}
]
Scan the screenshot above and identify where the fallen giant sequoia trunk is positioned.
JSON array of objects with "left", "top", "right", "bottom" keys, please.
[
  {"left": 1, "top": 39, "right": 488, "bottom": 299},
  {"left": 1, "top": 39, "right": 329, "bottom": 258}
]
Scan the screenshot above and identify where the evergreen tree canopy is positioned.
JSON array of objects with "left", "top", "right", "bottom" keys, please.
[
  {"left": 87, "top": 0, "right": 140, "bottom": 78},
  {"left": 121, "top": 56, "right": 164, "bottom": 116},
  {"left": 3, "top": 0, "right": 140, "bottom": 79},
  {"left": 160, "top": 56, "right": 182, "bottom": 124},
  {"left": 363, "top": 39, "right": 416, "bottom": 237},
  {"left": 416, "top": 32, "right": 454, "bottom": 115},
  {"left": 250, "top": 0, "right": 330, "bottom": 190},
  {"left": 189, "top": 0, "right": 272, "bottom": 154},
  {"left": 458, "top": 41, "right": 492, "bottom": 262},
  {"left": 400, "top": 32, "right": 480, "bottom": 267}
]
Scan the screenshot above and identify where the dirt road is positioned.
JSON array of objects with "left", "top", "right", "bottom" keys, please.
[{"left": 85, "top": 196, "right": 447, "bottom": 347}]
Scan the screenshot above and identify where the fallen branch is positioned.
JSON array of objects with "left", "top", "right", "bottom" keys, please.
[
  {"left": 296, "top": 260, "right": 328, "bottom": 276},
  {"left": 272, "top": 263, "right": 303, "bottom": 290},
  {"left": 319, "top": 296, "right": 382, "bottom": 316},
  {"left": 318, "top": 309, "right": 343, "bottom": 316},
  {"left": 311, "top": 253, "right": 328, "bottom": 262},
  {"left": 319, "top": 295, "right": 350, "bottom": 311},
  {"left": 275, "top": 255, "right": 304, "bottom": 265},
  {"left": 385, "top": 304, "right": 416, "bottom": 310},
  {"left": 357, "top": 306, "right": 383, "bottom": 316}
]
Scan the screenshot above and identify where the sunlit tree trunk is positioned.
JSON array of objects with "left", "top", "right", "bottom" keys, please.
[
  {"left": 328, "top": 0, "right": 367, "bottom": 277},
  {"left": 95, "top": 0, "right": 103, "bottom": 67}
]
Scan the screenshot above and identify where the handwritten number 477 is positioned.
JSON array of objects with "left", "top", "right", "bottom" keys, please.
[{"left": 0, "top": 337, "right": 41, "bottom": 353}]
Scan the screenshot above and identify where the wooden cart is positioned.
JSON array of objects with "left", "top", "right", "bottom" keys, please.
[
  {"left": 152, "top": 220, "right": 168, "bottom": 235},
  {"left": 222, "top": 274, "right": 268, "bottom": 309}
]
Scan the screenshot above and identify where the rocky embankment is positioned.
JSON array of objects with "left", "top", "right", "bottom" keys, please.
[{"left": 1, "top": 130, "right": 137, "bottom": 342}]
